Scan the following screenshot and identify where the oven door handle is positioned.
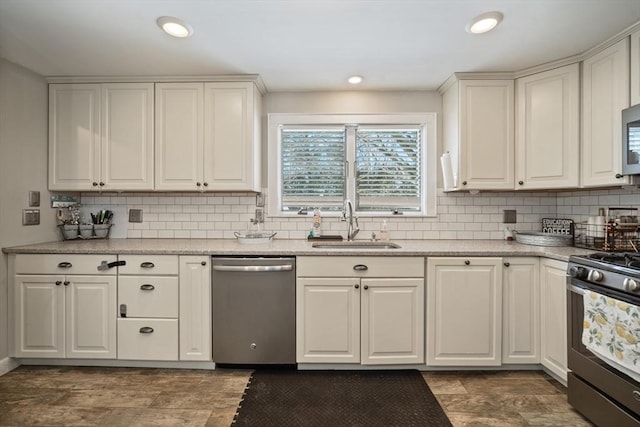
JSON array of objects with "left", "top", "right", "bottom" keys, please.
[
  {"left": 213, "top": 264, "right": 293, "bottom": 272},
  {"left": 567, "top": 283, "right": 587, "bottom": 296}
]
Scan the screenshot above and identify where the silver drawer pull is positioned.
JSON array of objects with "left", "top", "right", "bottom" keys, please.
[
  {"left": 213, "top": 265, "right": 293, "bottom": 272},
  {"left": 139, "top": 327, "right": 154, "bottom": 334},
  {"left": 353, "top": 264, "right": 368, "bottom": 271},
  {"left": 58, "top": 262, "right": 72, "bottom": 269},
  {"left": 140, "top": 284, "right": 155, "bottom": 291},
  {"left": 140, "top": 262, "right": 155, "bottom": 268},
  {"left": 633, "top": 391, "right": 640, "bottom": 401}
]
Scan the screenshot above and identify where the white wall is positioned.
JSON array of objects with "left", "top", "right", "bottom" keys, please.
[{"left": 0, "top": 58, "right": 57, "bottom": 359}]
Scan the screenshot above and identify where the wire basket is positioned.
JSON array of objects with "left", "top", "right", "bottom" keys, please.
[
  {"left": 59, "top": 223, "right": 112, "bottom": 240},
  {"left": 574, "top": 208, "right": 639, "bottom": 252}
]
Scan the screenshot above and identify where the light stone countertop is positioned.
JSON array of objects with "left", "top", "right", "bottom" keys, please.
[{"left": 2, "top": 238, "right": 594, "bottom": 262}]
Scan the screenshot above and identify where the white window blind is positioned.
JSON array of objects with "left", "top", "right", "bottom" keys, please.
[
  {"left": 356, "top": 128, "right": 421, "bottom": 211},
  {"left": 281, "top": 128, "right": 345, "bottom": 211},
  {"left": 629, "top": 124, "right": 640, "bottom": 165},
  {"left": 268, "top": 113, "right": 436, "bottom": 217}
]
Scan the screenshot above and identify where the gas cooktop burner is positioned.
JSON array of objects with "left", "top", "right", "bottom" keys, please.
[{"left": 585, "top": 252, "right": 640, "bottom": 269}]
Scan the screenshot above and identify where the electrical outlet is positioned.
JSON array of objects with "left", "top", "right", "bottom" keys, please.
[
  {"left": 128, "top": 209, "right": 143, "bottom": 223},
  {"left": 255, "top": 208, "right": 264, "bottom": 223},
  {"left": 22, "top": 209, "right": 40, "bottom": 225},
  {"left": 503, "top": 209, "right": 517, "bottom": 224},
  {"left": 256, "top": 192, "right": 265, "bottom": 207}
]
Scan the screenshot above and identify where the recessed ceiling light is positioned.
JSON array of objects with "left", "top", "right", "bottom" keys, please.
[
  {"left": 466, "top": 11, "right": 503, "bottom": 34},
  {"left": 348, "top": 75, "right": 364, "bottom": 85},
  {"left": 157, "top": 16, "right": 193, "bottom": 38}
]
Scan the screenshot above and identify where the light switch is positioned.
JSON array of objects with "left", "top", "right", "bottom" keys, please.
[
  {"left": 22, "top": 209, "right": 40, "bottom": 225},
  {"left": 29, "top": 191, "right": 40, "bottom": 207}
]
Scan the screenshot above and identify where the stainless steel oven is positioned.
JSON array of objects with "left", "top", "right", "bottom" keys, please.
[{"left": 567, "top": 253, "right": 640, "bottom": 426}]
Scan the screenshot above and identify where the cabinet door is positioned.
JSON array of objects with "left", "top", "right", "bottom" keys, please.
[
  {"left": 14, "top": 275, "right": 65, "bottom": 358},
  {"left": 458, "top": 80, "right": 514, "bottom": 190},
  {"left": 516, "top": 64, "right": 580, "bottom": 190},
  {"left": 361, "top": 278, "right": 424, "bottom": 365},
  {"left": 203, "top": 82, "right": 261, "bottom": 191},
  {"left": 48, "top": 84, "right": 101, "bottom": 191},
  {"left": 427, "top": 257, "right": 502, "bottom": 366},
  {"left": 582, "top": 38, "right": 630, "bottom": 187},
  {"left": 101, "top": 83, "right": 154, "bottom": 190},
  {"left": 296, "top": 278, "right": 360, "bottom": 363},
  {"left": 155, "top": 83, "right": 204, "bottom": 191},
  {"left": 540, "top": 259, "right": 568, "bottom": 382},
  {"left": 632, "top": 29, "right": 640, "bottom": 106},
  {"left": 502, "top": 257, "right": 540, "bottom": 364},
  {"left": 179, "top": 256, "right": 211, "bottom": 361},
  {"left": 66, "top": 276, "right": 117, "bottom": 359}
]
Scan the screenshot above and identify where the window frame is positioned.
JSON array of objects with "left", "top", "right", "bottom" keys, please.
[{"left": 268, "top": 113, "right": 437, "bottom": 218}]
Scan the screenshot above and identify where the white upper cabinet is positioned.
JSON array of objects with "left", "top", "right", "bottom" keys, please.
[
  {"left": 155, "top": 81, "right": 261, "bottom": 192},
  {"left": 442, "top": 78, "right": 515, "bottom": 190},
  {"left": 101, "top": 84, "right": 155, "bottom": 190},
  {"left": 155, "top": 83, "right": 204, "bottom": 191},
  {"left": 582, "top": 38, "right": 630, "bottom": 187},
  {"left": 631, "top": 28, "right": 640, "bottom": 106},
  {"left": 204, "top": 83, "right": 261, "bottom": 191},
  {"left": 49, "top": 84, "right": 101, "bottom": 191},
  {"left": 515, "top": 64, "right": 580, "bottom": 190},
  {"left": 49, "top": 83, "right": 154, "bottom": 191}
]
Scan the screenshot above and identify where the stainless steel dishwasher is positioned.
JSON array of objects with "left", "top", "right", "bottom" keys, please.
[{"left": 212, "top": 257, "right": 296, "bottom": 365}]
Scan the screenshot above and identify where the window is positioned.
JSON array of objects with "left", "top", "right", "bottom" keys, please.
[{"left": 268, "top": 114, "right": 437, "bottom": 217}]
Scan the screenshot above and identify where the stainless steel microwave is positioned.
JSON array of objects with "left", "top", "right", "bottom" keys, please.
[{"left": 622, "top": 103, "right": 640, "bottom": 175}]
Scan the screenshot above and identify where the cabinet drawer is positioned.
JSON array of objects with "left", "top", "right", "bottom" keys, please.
[
  {"left": 118, "top": 277, "right": 179, "bottom": 318},
  {"left": 14, "top": 254, "right": 117, "bottom": 275},
  {"left": 118, "top": 255, "right": 179, "bottom": 275},
  {"left": 117, "top": 318, "right": 178, "bottom": 361},
  {"left": 297, "top": 256, "right": 424, "bottom": 278}
]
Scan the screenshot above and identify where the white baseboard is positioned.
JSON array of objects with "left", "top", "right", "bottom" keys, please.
[
  {"left": 17, "top": 358, "right": 216, "bottom": 370},
  {"left": 0, "top": 357, "right": 21, "bottom": 376}
]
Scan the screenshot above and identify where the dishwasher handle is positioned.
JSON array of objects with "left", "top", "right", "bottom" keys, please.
[{"left": 213, "top": 264, "right": 293, "bottom": 272}]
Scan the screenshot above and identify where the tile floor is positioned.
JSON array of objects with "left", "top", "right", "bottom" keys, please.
[{"left": 0, "top": 366, "right": 593, "bottom": 426}]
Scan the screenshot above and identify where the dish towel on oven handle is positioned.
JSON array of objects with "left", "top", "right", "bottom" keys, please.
[{"left": 582, "top": 290, "right": 640, "bottom": 383}]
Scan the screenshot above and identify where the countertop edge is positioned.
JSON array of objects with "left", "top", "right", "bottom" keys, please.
[{"left": 2, "top": 238, "right": 593, "bottom": 262}]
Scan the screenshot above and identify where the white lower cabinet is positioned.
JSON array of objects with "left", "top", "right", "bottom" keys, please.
[
  {"left": 540, "top": 258, "right": 568, "bottom": 382},
  {"left": 179, "top": 256, "right": 211, "bottom": 361},
  {"left": 502, "top": 257, "right": 540, "bottom": 364},
  {"left": 427, "top": 257, "right": 502, "bottom": 366},
  {"left": 117, "top": 255, "right": 179, "bottom": 361},
  {"left": 12, "top": 254, "right": 117, "bottom": 359},
  {"left": 296, "top": 257, "right": 424, "bottom": 365}
]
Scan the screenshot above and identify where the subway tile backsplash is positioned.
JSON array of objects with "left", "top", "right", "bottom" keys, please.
[{"left": 80, "top": 187, "right": 639, "bottom": 240}]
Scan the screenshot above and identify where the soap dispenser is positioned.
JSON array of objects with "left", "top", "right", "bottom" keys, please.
[{"left": 379, "top": 220, "right": 389, "bottom": 242}]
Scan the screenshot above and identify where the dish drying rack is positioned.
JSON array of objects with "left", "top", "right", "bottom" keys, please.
[{"left": 574, "top": 207, "right": 639, "bottom": 252}]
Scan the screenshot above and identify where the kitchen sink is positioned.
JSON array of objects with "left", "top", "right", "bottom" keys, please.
[{"left": 311, "top": 241, "right": 401, "bottom": 249}]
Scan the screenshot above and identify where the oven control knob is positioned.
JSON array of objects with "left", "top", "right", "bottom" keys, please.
[
  {"left": 588, "top": 270, "right": 604, "bottom": 282},
  {"left": 624, "top": 278, "right": 640, "bottom": 293},
  {"left": 569, "top": 266, "right": 588, "bottom": 280}
]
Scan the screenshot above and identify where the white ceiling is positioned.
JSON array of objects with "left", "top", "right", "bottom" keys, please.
[{"left": 1, "top": 0, "right": 639, "bottom": 92}]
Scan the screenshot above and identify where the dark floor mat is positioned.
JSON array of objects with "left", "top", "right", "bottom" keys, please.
[{"left": 232, "top": 370, "right": 452, "bottom": 427}]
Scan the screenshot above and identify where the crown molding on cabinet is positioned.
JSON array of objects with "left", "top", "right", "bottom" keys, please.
[
  {"left": 438, "top": 72, "right": 515, "bottom": 93},
  {"left": 439, "top": 19, "right": 640, "bottom": 94},
  {"left": 45, "top": 74, "right": 267, "bottom": 94}
]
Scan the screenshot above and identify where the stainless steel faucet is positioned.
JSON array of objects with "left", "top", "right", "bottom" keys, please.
[{"left": 343, "top": 199, "right": 360, "bottom": 241}]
